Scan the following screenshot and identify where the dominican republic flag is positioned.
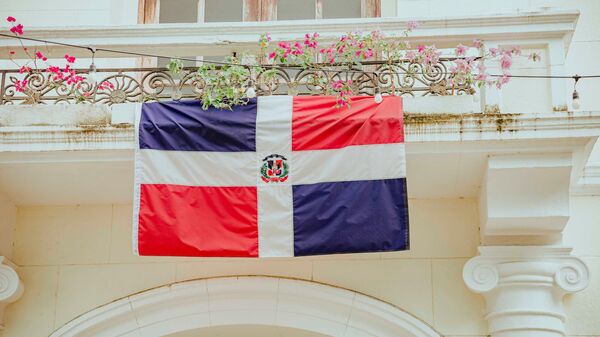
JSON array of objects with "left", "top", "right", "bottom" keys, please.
[{"left": 133, "top": 96, "right": 409, "bottom": 257}]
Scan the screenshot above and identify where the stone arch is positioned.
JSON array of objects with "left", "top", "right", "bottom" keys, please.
[{"left": 50, "top": 276, "right": 441, "bottom": 337}]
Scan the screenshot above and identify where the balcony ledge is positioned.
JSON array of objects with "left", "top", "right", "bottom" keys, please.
[{"left": 1, "top": 96, "right": 599, "bottom": 150}]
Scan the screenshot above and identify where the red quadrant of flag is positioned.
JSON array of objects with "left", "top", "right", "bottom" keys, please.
[
  {"left": 138, "top": 184, "right": 259, "bottom": 257},
  {"left": 291, "top": 96, "right": 404, "bottom": 151}
]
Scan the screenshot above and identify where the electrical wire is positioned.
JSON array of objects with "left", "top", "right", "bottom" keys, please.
[{"left": 2, "top": 32, "right": 600, "bottom": 80}]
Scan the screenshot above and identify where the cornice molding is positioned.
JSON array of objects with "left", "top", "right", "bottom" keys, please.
[{"left": 0, "top": 9, "right": 579, "bottom": 58}]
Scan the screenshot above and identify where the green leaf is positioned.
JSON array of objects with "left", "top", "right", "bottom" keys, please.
[{"left": 168, "top": 59, "right": 183, "bottom": 75}]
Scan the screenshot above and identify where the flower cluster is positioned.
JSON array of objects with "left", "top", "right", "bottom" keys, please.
[
  {"left": 263, "top": 30, "right": 385, "bottom": 67},
  {"left": 7, "top": 16, "right": 23, "bottom": 35},
  {"left": 319, "top": 31, "right": 379, "bottom": 65},
  {"left": 449, "top": 41, "right": 541, "bottom": 89},
  {"left": 329, "top": 79, "right": 353, "bottom": 108},
  {"left": 304, "top": 32, "right": 319, "bottom": 49},
  {"left": 257, "top": 19, "right": 540, "bottom": 105},
  {"left": 98, "top": 81, "right": 115, "bottom": 91},
  {"left": 406, "top": 45, "right": 442, "bottom": 69},
  {"left": 5, "top": 16, "right": 100, "bottom": 96}
]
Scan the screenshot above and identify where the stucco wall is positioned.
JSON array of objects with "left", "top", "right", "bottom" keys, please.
[
  {"left": 0, "top": 193, "right": 16, "bottom": 259},
  {"left": 3, "top": 196, "right": 599, "bottom": 337},
  {"left": 2, "top": 198, "right": 484, "bottom": 337},
  {"left": 563, "top": 196, "right": 600, "bottom": 336}
]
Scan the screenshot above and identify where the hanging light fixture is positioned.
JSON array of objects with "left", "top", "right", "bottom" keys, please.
[
  {"left": 87, "top": 46, "right": 99, "bottom": 85},
  {"left": 572, "top": 75, "right": 581, "bottom": 110},
  {"left": 245, "top": 80, "right": 257, "bottom": 99},
  {"left": 374, "top": 88, "right": 383, "bottom": 104}
]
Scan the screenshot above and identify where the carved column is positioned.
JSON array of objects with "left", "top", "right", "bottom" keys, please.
[
  {"left": 0, "top": 257, "right": 23, "bottom": 329},
  {"left": 464, "top": 247, "right": 589, "bottom": 337},
  {"left": 466, "top": 153, "right": 590, "bottom": 337}
]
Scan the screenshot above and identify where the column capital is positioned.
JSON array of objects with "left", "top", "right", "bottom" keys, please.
[{"left": 463, "top": 246, "right": 589, "bottom": 337}]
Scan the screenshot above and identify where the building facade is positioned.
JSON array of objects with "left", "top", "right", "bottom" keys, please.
[{"left": 0, "top": 1, "right": 599, "bottom": 337}]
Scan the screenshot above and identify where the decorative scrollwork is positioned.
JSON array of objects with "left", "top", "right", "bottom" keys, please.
[
  {"left": 555, "top": 259, "right": 590, "bottom": 293},
  {"left": 463, "top": 258, "right": 499, "bottom": 293},
  {"left": 0, "top": 59, "right": 473, "bottom": 105}
]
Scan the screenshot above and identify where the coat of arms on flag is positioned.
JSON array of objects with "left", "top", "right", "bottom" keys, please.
[{"left": 132, "top": 96, "right": 409, "bottom": 257}]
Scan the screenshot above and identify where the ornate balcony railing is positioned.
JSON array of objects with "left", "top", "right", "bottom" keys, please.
[{"left": 0, "top": 59, "right": 474, "bottom": 105}]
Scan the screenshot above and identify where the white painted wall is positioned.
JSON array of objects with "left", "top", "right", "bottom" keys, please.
[
  {"left": 562, "top": 196, "right": 600, "bottom": 336},
  {"left": 0, "top": 193, "right": 16, "bottom": 260},
  {"left": 3, "top": 196, "right": 596, "bottom": 336},
  {"left": 3, "top": 199, "right": 486, "bottom": 337}
]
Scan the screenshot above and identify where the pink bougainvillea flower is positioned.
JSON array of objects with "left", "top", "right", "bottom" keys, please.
[
  {"left": 10, "top": 24, "right": 24, "bottom": 35},
  {"left": 292, "top": 41, "right": 304, "bottom": 55},
  {"left": 268, "top": 52, "right": 276, "bottom": 59},
  {"left": 19, "top": 65, "right": 31, "bottom": 73},
  {"left": 6, "top": 16, "right": 16, "bottom": 23},
  {"left": 452, "top": 58, "right": 473, "bottom": 73},
  {"left": 406, "top": 21, "right": 418, "bottom": 31},
  {"left": 370, "top": 30, "right": 384, "bottom": 40},
  {"left": 472, "top": 39, "right": 483, "bottom": 49},
  {"left": 500, "top": 53, "right": 512, "bottom": 70},
  {"left": 14, "top": 79, "right": 28, "bottom": 92},
  {"left": 496, "top": 74, "right": 510, "bottom": 89},
  {"left": 455, "top": 44, "right": 468, "bottom": 56},
  {"left": 417, "top": 45, "right": 425, "bottom": 53},
  {"left": 35, "top": 51, "right": 44, "bottom": 59},
  {"left": 488, "top": 47, "right": 498, "bottom": 57},
  {"left": 303, "top": 32, "right": 319, "bottom": 49},
  {"left": 47, "top": 66, "right": 61, "bottom": 74},
  {"left": 64, "top": 54, "right": 76, "bottom": 63},
  {"left": 98, "top": 81, "right": 114, "bottom": 90}
]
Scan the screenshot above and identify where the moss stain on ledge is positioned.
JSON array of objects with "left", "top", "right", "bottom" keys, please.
[{"left": 404, "top": 112, "right": 522, "bottom": 133}]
